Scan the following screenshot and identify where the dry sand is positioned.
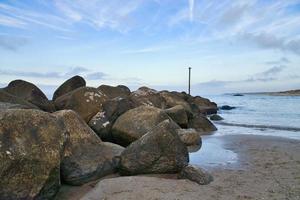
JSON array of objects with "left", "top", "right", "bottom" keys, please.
[{"left": 56, "top": 135, "right": 300, "bottom": 200}]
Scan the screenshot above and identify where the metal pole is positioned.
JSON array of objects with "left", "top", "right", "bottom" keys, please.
[{"left": 188, "top": 67, "right": 191, "bottom": 95}]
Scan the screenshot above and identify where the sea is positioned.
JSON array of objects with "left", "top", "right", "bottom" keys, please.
[{"left": 190, "top": 94, "right": 300, "bottom": 168}]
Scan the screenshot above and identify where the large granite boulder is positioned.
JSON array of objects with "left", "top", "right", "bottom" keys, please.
[
  {"left": 118, "top": 120, "right": 189, "bottom": 175},
  {"left": 89, "top": 97, "right": 135, "bottom": 141},
  {"left": 111, "top": 106, "right": 170, "bottom": 146},
  {"left": 178, "top": 164, "right": 213, "bottom": 185},
  {"left": 0, "top": 90, "right": 39, "bottom": 109},
  {"left": 164, "top": 105, "right": 188, "bottom": 128},
  {"left": 2, "top": 80, "right": 55, "bottom": 112},
  {"left": 0, "top": 109, "right": 66, "bottom": 200},
  {"left": 98, "top": 85, "right": 131, "bottom": 99},
  {"left": 52, "top": 75, "right": 86, "bottom": 101},
  {"left": 130, "top": 87, "right": 166, "bottom": 108},
  {"left": 54, "top": 87, "right": 108, "bottom": 122},
  {"left": 189, "top": 96, "right": 218, "bottom": 115},
  {"left": 188, "top": 115, "right": 217, "bottom": 133},
  {"left": 176, "top": 128, "right": 202, "bottom": 146},
  {"left": 55, "top": 110, "right": 124, "bottom": 186},
  {"left": 159, "top": 91, "right": 192, "bottom": 113}
]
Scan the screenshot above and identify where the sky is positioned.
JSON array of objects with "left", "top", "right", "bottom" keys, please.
[{"left": 0, "top": 0, "right": 300, "bottom": 95}]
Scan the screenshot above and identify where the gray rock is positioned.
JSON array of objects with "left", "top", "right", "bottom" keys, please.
[
  {"left": 176, "top": 128, "right": 202, "bottom": 146},
  {"left": 165, "top": 105, "right": 188, "bottom": 128},
  {"left": 188, "top": 115, "right": 217, "bottom": 133},
  {"left": 0, "top": 109, "right": 66, "bottom": 200},
  {"left": 0, "top": 89, "right": 39, "bottom": 109},
  {"left": 98, "top": 85, "right": 131, "bottom": 99},
  {"left": 55, "top": 110, "right": 124, "bottom": 186},
  {"left": 111, "top": 106, "right": 170, "bottom": 146},
  {"left": 118, "top": 119, "right": 189, "bottom": 175},
  {"left": 54, "top": 87, "right": 108, "bottom": 122},
  {"left": 2, "top": 79, "right": 54, "bottom": 111},
  {"left": 210, "top": 114, "right": 224, "bottom": 121},
  {"left": 130, "top": 87, "right": 166, "bottom": 108},
  {"left": 178, "top": 164, "right": 213, "bottom": 185},
  {"left": 88, "top": 97, "right": 135, "bottom": 141},
  {"left": 52, "top": 75, "right": 86, "bottom": 101}
]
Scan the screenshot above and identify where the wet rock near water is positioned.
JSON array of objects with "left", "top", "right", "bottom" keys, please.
[
  {"left": 176, "top": 128, "right": 202, "bottom": 146},
  {"left": 220, "top": 105, "right": 236, "bottom": 110},
  {"left": 210, "top": 114, "right": 224, "bottom": 121},
  {"left": 111, "top": 105, "right": 170, "bottom": 146},
  {"left": 55, "top": 110, "right": 124, "bottom": 186},
  {"left": 178, "top": 164, "right": 213, "bottom": 185},
  {"left": 118, "top": 119, "right": 189, "bottom": 175}
]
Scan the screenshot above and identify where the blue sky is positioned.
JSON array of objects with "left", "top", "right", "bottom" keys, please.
[{"left": 0, "top": 0, "right": 300, "bottom": 95}]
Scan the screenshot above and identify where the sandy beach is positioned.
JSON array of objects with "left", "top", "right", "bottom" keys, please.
[{"left": 56, "top": 134, "right": 300, "bottom": 200}]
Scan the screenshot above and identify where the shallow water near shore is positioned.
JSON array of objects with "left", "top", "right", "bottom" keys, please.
[{"left": 190, "top": 94, "right": 300, "bottom": 168}]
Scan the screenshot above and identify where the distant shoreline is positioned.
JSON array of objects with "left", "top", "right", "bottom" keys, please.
[{"left": 230, "top": 89, "right": 300, "bottom": 96}]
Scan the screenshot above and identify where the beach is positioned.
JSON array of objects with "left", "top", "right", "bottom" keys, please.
[{"left": 55, "top": 134, "right": 300, "bottom": 200}]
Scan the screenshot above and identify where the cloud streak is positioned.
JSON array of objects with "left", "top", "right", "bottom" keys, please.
[{"left": 0, "top": 35, "right": 29, "bottom": 51}]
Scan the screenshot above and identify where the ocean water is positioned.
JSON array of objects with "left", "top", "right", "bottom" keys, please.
[
  {"left": 208, "top": 94, "right": 300, "bottom": 140},
  {"left": 190, "top": 94, "right": 300, "bottom": 168}
]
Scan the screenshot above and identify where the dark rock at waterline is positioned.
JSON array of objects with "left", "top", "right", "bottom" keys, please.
[
  {"left": 130, "top": 87, "right": 166, "bottom": 108},
  {"left": 176, "top": 128, "right": 202, "bottom": 146},
  {"left": 52, "top": 75, "right": 86, "bottom": 101},
  {"left": 188, "top": 96, "right": 218, "bottom": 115},
  {"left": 3, "top": 80, "right": 55, "bottom": 112},
  {"left": 89, "top": 97, "right": 135, "bottom": 141},
  {"left": 118, "top": 119, "right": 189, "bottom": 175},
  {"left": 178, "top": 164, "right": 213, "bottom": 185},
  {"left": 0, "top": 109, "right": 66, "bottom": 200},
  {"left": 55, "top": 110, "right": 124, "bottom": 186},
  {"left": 112, "top": 105, "right": 170, "bottom": 146},
  {"left": 233, "top": 94, "right": 243, "bottom": 96},
  {"left": 188, "top": 115, "right": 217, "bottom": 133},
  {"left": 210, "top": 114, "right": 224, "bottom": 121},
  {"left": 220, "top": 105, "right": 236, "bottom": 110},
  {"left": 165, "top": 105, "right": 188, "bottom": 128},
  {"left": 98, "top": 85, "right": 131, "bottom": 99},
  {"left": 54, "top": 87, "right": 108, "bottom": 122}
]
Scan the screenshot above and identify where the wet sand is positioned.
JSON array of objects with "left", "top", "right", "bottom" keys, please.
[{"left": 56, "top": 134, "right": 300, "bottom": 200}]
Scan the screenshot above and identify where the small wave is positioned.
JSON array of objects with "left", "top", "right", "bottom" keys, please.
[{"left": 215, "top": 121, "right": 300, "bottom": 132}]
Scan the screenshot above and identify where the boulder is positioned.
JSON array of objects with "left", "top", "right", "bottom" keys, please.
[
  {"left": 220, "top": 105, "right": 236, "bottom": 110},
  {"left": 159, "top": 91, "right": 191, "bottom": 113},
  {"left": 118, "top": 119, "right": 189, "bottom": 175},
  {"left": 3, "top": 80, "right": 55, "bottom": 112},
  {"left": 0, "top": 109, "right": 66, "bottom": 200},
  {"left": 165, "top": 105, "right": 188, "bottom": 128},
  {"left": 88, "top": 97, "right": 135, "bottom": 141},
  {"left": 188, "top": 96, "right": 218, "bottom": 115},
  {"left": 81, "top": 176, "right": 207, "bottom": 200},
  {"left": 111, "top": 106, "right": 170, "bottom": 146},
  {"left": 130, "top": 87, "right": 166, "bottom": 108},
  {"left": 176, "top": 128, "right": 202, "bottom": 146},
  {"left": 98, "top": 85, "right": 130, "bottom": 99},
  {"left": 55, "top": 110, "right": 124, "bottom": 186},
  {"left": 54, "top": 87, "right": 108, "bottom": 122},
  {"left": 188, "top": 115, "right": 217, "bottom": 133},
  {"left": 52, "top": 75, "right": 86, "bottom": 101},
  {"left": 0, "top": 89, "right": 39, "bottom": 109},
  {"left": 178, "top": 164, "right": 213, "bottom": 185},
  {"left": 210, "top": 114, "right": 224, "bottom": 121},
  {"left": 0, "top": 102, "right": 31, "bottom": 110}
]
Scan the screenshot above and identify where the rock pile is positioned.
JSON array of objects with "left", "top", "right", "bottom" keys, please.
[{"left": 0, "top": 76, "right": 218, "bottom": 199}]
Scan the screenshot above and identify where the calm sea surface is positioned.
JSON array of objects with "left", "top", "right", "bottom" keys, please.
[{"left": 190, "top": 94, "right": 300, "bottom": 168}]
